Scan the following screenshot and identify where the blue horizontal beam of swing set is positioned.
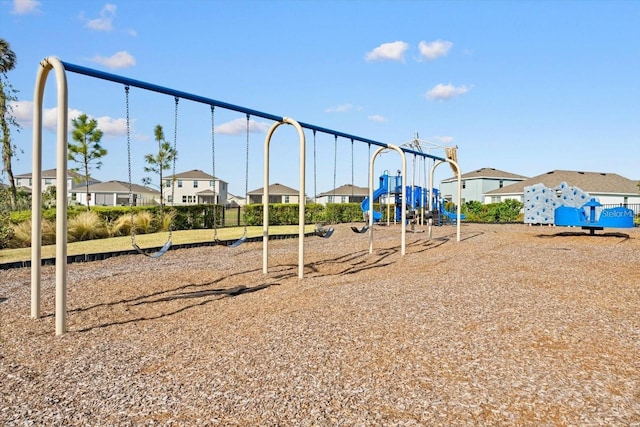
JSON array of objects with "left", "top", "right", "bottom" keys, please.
[{"left": 61, "top": 61, "right": 446, "bottom": 162}]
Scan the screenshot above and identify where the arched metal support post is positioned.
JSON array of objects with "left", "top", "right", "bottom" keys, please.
[
  {"left": 429, "top": 159, "right": 461, "bottom": 242},
  {"left": 31, "top": 57, "right": 68, "bottom": 335},
  {"left": 263, "top": 118, "right": 306, "bottom": 279},
  {"left": 368, "top": 144, "right": 407, "bottom": 255}
]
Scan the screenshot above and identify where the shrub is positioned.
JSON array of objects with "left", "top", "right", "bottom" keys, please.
[
  {"left": 108, "top": 214, "right": 134, "bottom": 237},
  {"left": 133, "top": 210, "right": 156, "bottom": 234},
  {"left": 9, "top": 219, "right": 56, "bottom": 248},
  {"left": 67, "top": 211, "right": 108, "bottom": 242}
]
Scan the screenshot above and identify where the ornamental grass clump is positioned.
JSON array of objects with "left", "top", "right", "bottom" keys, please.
[
  {"left": 132, "top": 210, "right": 156, "bottom": 234},
  {"left": 67, "top": 210, "right": 108, "bottom": 242},
  {"left": 9, "top": 219, "right": 56, "bottom": 248},
  {"left": 109, "top": 214, "right": 133, "bottom": 237}
]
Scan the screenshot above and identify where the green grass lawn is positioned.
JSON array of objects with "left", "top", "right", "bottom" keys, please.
[{"left": 0, "top": 225, "right": 314, "bottom": 264}]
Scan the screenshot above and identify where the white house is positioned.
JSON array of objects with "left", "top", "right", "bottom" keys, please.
[
  {"left": 14, "top": 168, "right": 101, "bottom": 194},
  {"left": 70, "top": 180, "right": 160, "bottom": 207},
  {"left": 163, "top": 169, "right": 228, "bottom": 206},
  {"left": 440, "top": 167, "right": 528, "bottom": 204},
  {"left": 484, "top": 170, "right": 640, "bottom": 207}
]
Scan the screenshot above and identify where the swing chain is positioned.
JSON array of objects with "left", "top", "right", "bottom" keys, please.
[{"left": 125, "top": 85, "right": 137, "bottom": 248}]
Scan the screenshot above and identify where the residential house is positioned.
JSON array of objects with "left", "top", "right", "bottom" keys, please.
[
  {"left": 247, "top": 183, "right": 301, "bottom": 204},
  {"left": 226, "top": 193, "right": 246, "bottom": 207},
  {"left": 440, "top": 167, "right": 528, "bottom": 204},
  {"left": 71, "top": 180, "right": 160, "bottom": 207},
  {"left": 14, "top": 168, "right": 101, "bottom": 194},
  {"left": 316, "top": 184, "right": 368, "bottom": 205},
  {"left": 484, "top": 170, "right": 640, "bottom": 207},
  {"left": 163, "top": 169, "right": 228, "bottom": 205}
]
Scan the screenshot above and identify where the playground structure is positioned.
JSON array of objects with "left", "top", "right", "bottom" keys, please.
[
  {"left": 525, "top": 182, "right": 634, "bottom": 234},
  {"left": 30, "top": 57, "right": 461, "bottom": 335},
  {"left": 360, "top": 172, "right": 465, "bottom": 226}
]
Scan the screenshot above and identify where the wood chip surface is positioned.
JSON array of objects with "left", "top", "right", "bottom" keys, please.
[{"left": 1, "top": 223, "right": 639, "bottom": 426}]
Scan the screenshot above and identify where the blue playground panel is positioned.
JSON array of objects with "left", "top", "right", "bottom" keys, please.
[{"left": 554, "top": 198, "right": 634, "bottom": 235}]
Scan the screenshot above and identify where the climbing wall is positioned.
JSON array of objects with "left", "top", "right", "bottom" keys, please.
[{"left": 524, "top": 182, "right": 595, "bottom": 225}]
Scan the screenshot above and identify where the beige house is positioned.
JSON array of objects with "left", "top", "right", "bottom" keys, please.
[
  {"left": 163, "top": 169, "right": 228, "bottom": 206},
  {"left": 70, "top": 180, "right": 160, "bottom": 207},
  {"left": 485, "top": 170, "right": 640, "bottom": 206},
  {"left": 247, "top": 183, "right": 300, "bottom": 204},
  {"left": 316, "top": 184, "right": 368, "bottom": 205}
]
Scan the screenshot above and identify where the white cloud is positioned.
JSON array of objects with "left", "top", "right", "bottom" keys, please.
[
  {"left": 418, "top": 40, "right": 453, "bottom": 61},
  {"left": 85, "top": 3, "right": 116, "bottom": 31},
  {"left": 215, "top": 118, "right": 270, "bottom": 135},
  {"left": 95, "top": 116, "right": 127, "bottom": 137},
  {"left": 368, "top": 115, "right": 386, "bottom": 123},
  {"left": 365, "top": 41, "right": 409, "bottom": 62},
  {"left": 90, "top": 51, "right": 136, "bottom": 69},
  {"left": 14, "top": 103, "right": 126, "bottom": 138},
  {"left": 426, "top": 83, "right": 470, "bottom": 101},
  {"left": 42, "top": 107, "right": 84, "bottom": 131},
  {"left": 433, "top": 135, "right": 455, "bottom": 144},
  {"left": 11, "top": 0, "right": 41, "bottom": 15},
  {"left": 10, "top": 100, "right": 33, "bottom": 126},
  {"left": 325, "top": 103, "right": 356, "bottom": 113}
]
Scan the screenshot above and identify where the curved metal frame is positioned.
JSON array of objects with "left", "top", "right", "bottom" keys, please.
[
  {"left": 368, "top": 144, "right": 407, "bottom": 256},
  {"left": 263, "top": 118, "right": 306, "bottom": 279},
  {"left": 429, "top": 159, "right": 462, "bottom": 242},
  {"left": 31, "top": 57, "right": 68, "bottom": 335}
]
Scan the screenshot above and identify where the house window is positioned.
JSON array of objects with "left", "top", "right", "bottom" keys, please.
[
  {"left": 209, "top": 180, "right": 214, "bottom": 187},
  {"left": 182, "top": 195, "right": 187, "bottom": 203},
  {"left": 177, "top": 180, "right": 183, "bottom": 188},
  {"left": 492, "top": 196, "right": 500, "bottom": 203},
  {"left": 328, "top": 196, "right": 334, "bottom": 203},
  {"left": 193, "top": 180, "right": 198, "bottom": 188},
  {"left": 462, "top": 180, "right": 466, "bottom": 189},
  {"left": 29, "top": 178, "right": 32, "bottom": 186},
  {"left": 284, "top": 196, "right": 290, "bottom": 203},
  {"left": 342, "top": 196, "right": 346, "bottom": 203},
  {"left": 167, "top": 195, "right": 173, "bottom": 203},
  {"left": 16, "top": 179, "right": 21, "bottom": 186},
  {"left": 165, "top": 180, "right": 171, "bottom": 187},
  {"left": 499, "top": 180, "right": 504, "bottom": 188},
  {"left": 45, "top": 178, "right": 52, "bottom": 185}
]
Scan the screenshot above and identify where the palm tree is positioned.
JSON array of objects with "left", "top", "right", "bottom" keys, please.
[
  {"left": 68, "top": 114, "right": 107, "bottom": 210},
  {"left": 144, "top": 125, "right": 177, "bottom": 206},
  {"left": 0, "top": 38, "right": 18, "bottom": 209}
]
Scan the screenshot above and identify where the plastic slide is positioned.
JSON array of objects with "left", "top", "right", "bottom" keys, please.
[{"left": 361, "top": 186, "right": 386, "bottom": 222}]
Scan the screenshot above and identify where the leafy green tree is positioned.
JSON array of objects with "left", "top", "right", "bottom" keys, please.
[
  {"left": 0, "top": 38, "right": 20, "bottom": 209},
  {"left": 143, "top": 125, "right": 177, "bottom": 205},
  {"left": 68, "top": 114, "right": 106, "bottom": 210}
]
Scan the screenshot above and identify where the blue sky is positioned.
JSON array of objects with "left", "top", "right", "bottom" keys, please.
[{"left": 1, "top": 0, "right": 639, "bottom": 197}]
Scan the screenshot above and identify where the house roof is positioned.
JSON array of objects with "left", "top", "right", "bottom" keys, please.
[
  {"left": 71, "top": 180, "right": 159, "bottom": 194},
  {"left": 442, "top": 167, "right": 528, "bottom": 182},
  {"left": 317, "top": 184, "right": 368, "bottom": 197},
  {"left": 15, "top": 168, "right": 87, "bottom": 179},
  {"left": 486, "top": 170, "right": 640, "bottom": 195},
  {"left": 168, "top": 169, "right": 225, "bottom": 182},
  {"left": 247, "top": 183, "right": 299, "bottom": 196}
]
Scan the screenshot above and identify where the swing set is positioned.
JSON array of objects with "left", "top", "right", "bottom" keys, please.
[{"left": 30, "top": 57, "right": 457, "bottom": 335}]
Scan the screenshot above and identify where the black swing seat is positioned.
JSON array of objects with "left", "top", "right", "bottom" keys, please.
[
  {"left": 351, "top": 225, "right": 369, "bottom": 234},
  {"left": 315, "top": 224, "right": 335, "bottom": 238},
  {"left": 133, "top": 240, "right": 172, "bottom": 258}
]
